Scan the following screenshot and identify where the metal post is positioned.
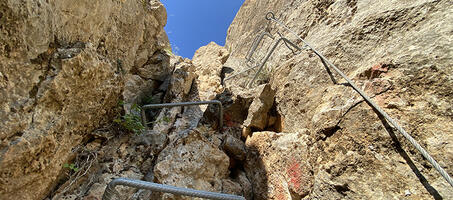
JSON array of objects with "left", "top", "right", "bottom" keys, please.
[
  {"left": 225, "top": 31, "right": 303, "bottom": 84},
  {"left": 245, "top": 31, "right": 274, "bottom": 64},
  {"left": 141, "top": 100, "right": 223, "bottom": 132},
  {"left": 247, "top": 37, "right": 301, "bottom": 88},
  {"left": 224, "top": 31, "right": 275, "bottom": 82},
  {"left": 102, "top": 178, "right": 245, "bottom": 200}
]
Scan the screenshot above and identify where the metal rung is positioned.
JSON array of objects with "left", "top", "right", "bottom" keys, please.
[
  {"left": 224, "top": 31, "right": 275, "bottom": 82},
  {"left": 247, "top": 35, "right": 302, "bottom": 88},
  {"left": 102, "top": 178, "right": 245, "bottom": 200},
  {"left": 224, "top": 64, "right": 259, "bottom": 81},
  {"left": 245, "top": 31, "right": 274, "bottom": 62},
  {"left": 141, "top": 100, "right": 223, "bottom": 132},
  {"left": 225, "top": 30, "right": 306, "bottom": 86}
]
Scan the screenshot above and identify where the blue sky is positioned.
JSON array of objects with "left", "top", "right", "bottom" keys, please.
[{"left": 161, "top": 0, "right": 244, "bottom": 59}]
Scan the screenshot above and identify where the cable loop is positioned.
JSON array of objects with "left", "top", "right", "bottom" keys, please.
[{"left": 265, "top": 12, "right": 275, "bottom": 20}]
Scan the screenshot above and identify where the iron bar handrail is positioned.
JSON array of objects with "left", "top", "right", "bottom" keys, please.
[
  {"left": 102, "top": 178, "right": 245, "bottom": 200},
  {"left": 265, "top": 11, "right": 453, "bottom": 187},
  {"left": 141, "top": 100, "right": 223, "bottom": 132}
]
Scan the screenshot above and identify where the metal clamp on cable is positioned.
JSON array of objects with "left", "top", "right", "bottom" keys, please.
[
  {"left": 277, "top": 32, "right": 302, "bottom": 55},
  {"left": 141, "top": 100, "right": 223, "bottom": 133}
]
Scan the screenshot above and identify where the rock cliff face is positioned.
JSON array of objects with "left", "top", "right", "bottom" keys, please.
[
  {"left": 0, "top": 0, "right": 169, "bottom": 199},
  {"left": 221, "top": 0, "right": 453, "bottom": 199},
  {"left": 2, "top": 0, "right": 452, "bottom": 200}
]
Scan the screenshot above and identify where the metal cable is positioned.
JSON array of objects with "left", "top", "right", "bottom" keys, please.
[
  {"left": 102, "top": 178, "right": 245, "bottom": 200},
  {"left": 245, "top": 33, "right": 262, "bottom": 61},
  {"left": 265, "top": 12, "right": 453, "bottom": 187}
]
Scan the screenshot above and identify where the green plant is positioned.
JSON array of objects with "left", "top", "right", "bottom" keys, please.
[
  {"left": 118, "top": 100, "right": 125, "bottom": 106},
  {"left": 63, "top": 163, "right": 79, "bottom": 172},
  {"left": 162, "top": 116, "right": 171, "bottom": 123},
  {"left": 152, "top": 115, "right": 171, "bottom": 125},
  {"left": 114, "top": 103, "right": 145, "bottom": 134},
  {"left": 143, "top": 95, "right": 154, "bottom": 104},
  {"left": 143, "top": 94, "right": 161, "bottom": 105}
]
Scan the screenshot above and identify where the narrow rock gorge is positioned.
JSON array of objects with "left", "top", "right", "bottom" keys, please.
[{"left": 1, "top": 0, "right": 452, "bottom": 200}]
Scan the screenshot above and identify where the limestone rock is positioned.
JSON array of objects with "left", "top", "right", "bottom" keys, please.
[
  {"left": 243, "top": 84, "right": 276, "bottom": 131},
  {"left": 123, "top": 74, "right": 158, "bottom": 108},
  {"left": 164, "top": 59, "right": 196, "bottom": 102},
  {"left": 133, "top": 130, "right": 168, "bottom": 155},
  {"left": 136, "top": 51, "right": 172, "bottom": 81},
  {"left": 150, "top": 59, "right": 197, "bottom": 136},
  {"left": 83, "top": 170, "right": 144, "bottom": 200},
  {"left": 221, "top": 179, "right": 243, "bottom": 196},
  {"left": 0, "top": 0, "right": 169, "bottom": 199},
  {"left": 234, "top": 170, "right": 253, "bottom": 200},
  {"left": 192, "top": 42, "right": 230, "bottom": 101},
  {"left": 153, "top": 130, "right": 230, "bottom": 199},
  {"left": 221, "top": 85, "right": 256, "bottom": 131},
  {"left": 3, "top": 0, "right": 453, "bottom": 199},
  {"left": 225, "top": 0, "right": 453, "bottom": 199},
  {"left": 245, "top": 131, "right": 313, "bottom": 200},
  {"left": 222, "top": 135, "right": 247, "bottom": 161}
]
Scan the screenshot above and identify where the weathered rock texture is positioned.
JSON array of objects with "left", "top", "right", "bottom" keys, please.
[
  {"left": 154, "top": 130, "right": 230, "bottom": 199},
  {"left": 245, "top": 131, "right": 313, "bottom": 200},
  {"left": 0, "top": 0, "right": 169, "bottom": 199},
  {"left": 223, "top": 0, "right": 453, "bottom": 199},
  {"left": 53, "top": 43, "right": 246, "bottom": 200},
  {"left": 48, "top": 55, "right": 199, "bottom": 200},
  {"left": 192, "top": 42, "right": 229, "bottom": 101},
  {"left": 3, "top": 0, "right": 453, "bottom": 199},
  {"left": 243, "top": 84, "right": 277, "bottom": 132},
  {"left": 149, "top": 44, "right": 249, "bottom": 200}
]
